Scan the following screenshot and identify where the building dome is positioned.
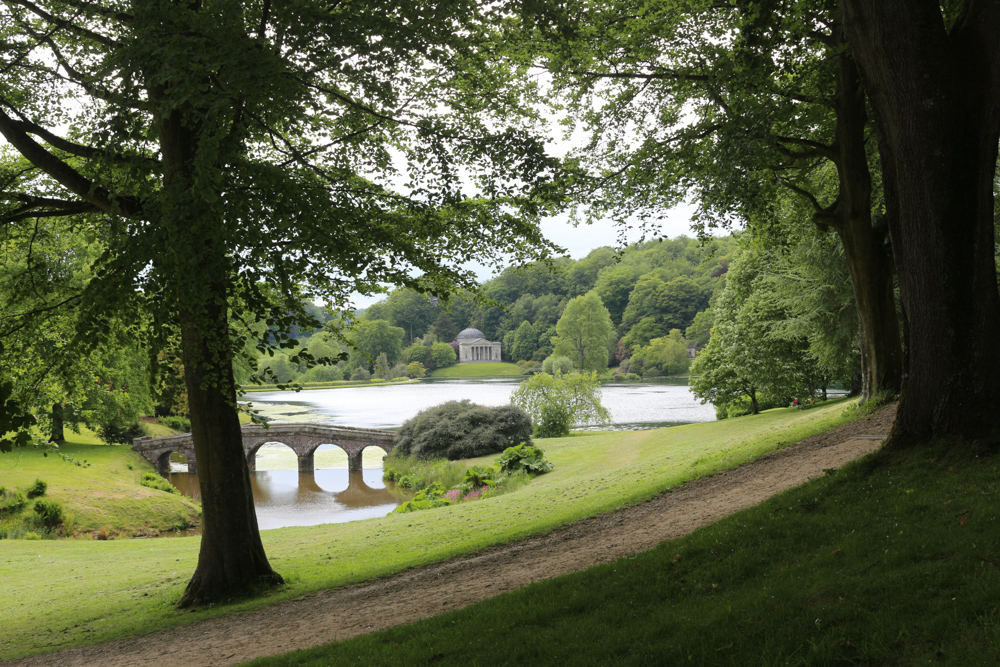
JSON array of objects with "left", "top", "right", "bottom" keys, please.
[{"left": 457, "top": 327, "right": 485, "bottom": 340}]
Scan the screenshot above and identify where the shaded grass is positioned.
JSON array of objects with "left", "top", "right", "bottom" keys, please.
[
  {"left": 429, "top": 362, "right": 523, "bottom": 378},
  {"left": 0, "top": 401, "right": 854, "bottom": 660},
  {"left": 0, "top": 428, "right": 200, "bottom": 540},
  {"left": 251, "top": 441, "right": 1000, "bottom": 667}
]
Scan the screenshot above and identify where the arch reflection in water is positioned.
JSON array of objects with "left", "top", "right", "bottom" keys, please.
[{"left": 168, "top": 468, "right": 402, "bottom": 530}]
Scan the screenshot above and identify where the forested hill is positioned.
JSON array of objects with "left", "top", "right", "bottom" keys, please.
[
  {"left": 251, "top": 236, "right": 734, "bottom": 385},
  {"left": 462, "top": 235, "right": 734, "bottom": 361}
]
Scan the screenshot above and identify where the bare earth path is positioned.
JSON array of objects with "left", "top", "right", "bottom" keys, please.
[{"left": 5, "top": 406, "right": 895, "bottom": 667}]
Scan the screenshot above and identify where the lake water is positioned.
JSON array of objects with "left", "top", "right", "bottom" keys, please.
[
  {"left": 168, "top": 377, "right": 715, "bottom": 531},
  {"left": 244, "top": 377, "right": 717, "bottom": 431}
]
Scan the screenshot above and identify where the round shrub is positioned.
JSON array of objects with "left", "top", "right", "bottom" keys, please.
[
  {"left": 307, "top": 364, "right": 343, "bottom": 382},
  {"left": 350, "top": 367, "right": 371, "bottom": 381},
  {"left": 541, "top": 355, "right": 575, "bottom": 375},
  {"left": 394, "top": 400, "right": 533, "bottom": 460}
]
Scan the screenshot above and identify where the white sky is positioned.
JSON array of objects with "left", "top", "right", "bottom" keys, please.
[{"left": 348, "top": 202, "right": 705, "bottom": 310}]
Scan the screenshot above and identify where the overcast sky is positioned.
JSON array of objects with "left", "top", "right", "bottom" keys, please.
[{"left": 348, "top": 200, "right": 708, "bottom": 310}]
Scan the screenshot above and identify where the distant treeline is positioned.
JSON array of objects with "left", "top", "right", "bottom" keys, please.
[{"left": 241, "top": 236, "right": 736, "bottom": 386}]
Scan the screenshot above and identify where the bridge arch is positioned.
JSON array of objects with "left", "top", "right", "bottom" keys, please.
[
  {"left": 133, "top": 424, "right": 397, "bottom": 477},
  {"left": 310, "top": 443, "right": 350, "bottom": 470}
]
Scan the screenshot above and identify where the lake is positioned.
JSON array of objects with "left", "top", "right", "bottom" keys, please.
[
  {"left": 167, "top": 377, "right": 715, "bottom": 530},
  {"left": 244, "top": 377, "right": 717, "bottom": 431}
]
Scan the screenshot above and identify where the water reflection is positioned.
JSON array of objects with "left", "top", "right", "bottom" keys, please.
[{"left": 169, "top": 469, "right": 402, "bottom": 530}]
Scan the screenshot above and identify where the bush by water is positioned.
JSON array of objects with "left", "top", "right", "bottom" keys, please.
[{"left": 394, "top": 400, "right": 533, "bottom": 460}]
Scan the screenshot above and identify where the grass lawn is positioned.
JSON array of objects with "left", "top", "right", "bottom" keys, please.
[
  {"left": 0, "top": 428, "right": 200, "bottom": 540},
  {"left": 429, "top": 362, "right": 523, "bottom": 378},
  {"left": 251, "top": 440, "right": 1000, "bottom": 666},
  {"left": 0, "top": 400, "right": 854, "bottom": 660}
]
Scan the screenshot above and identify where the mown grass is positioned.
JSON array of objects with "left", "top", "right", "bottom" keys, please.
[
  {"left": 0, "top": 401, "right": 854, "bottom": 660},
  {"left": 250, "top": 440, "right": 1000, "bottom": 666},
  {"left": 429, "top": 362, "right": 523, "bottom": 378},
  {"left": 0, "top": 428, "right": 200, "bottom": 540}
]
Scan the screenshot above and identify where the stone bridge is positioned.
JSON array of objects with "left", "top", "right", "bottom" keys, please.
[{"left": 132, "top": 423, "right": 397, "bottom": 476}]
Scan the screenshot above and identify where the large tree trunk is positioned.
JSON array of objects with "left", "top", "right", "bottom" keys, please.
[
  {"left": 49, "top": 403, "right": 64, "bottom": 443},
  {"left": 157, "top": 107, "right": 282, "bottom": 606},
  {"left": 177, "top": 297, "right": 282, "bottom": 607},
  {"left": 842, "top": 0, "right": 1000, "bottom": 444},
  {"left": 827, "top": 36, "right": 903, "bottom": 401}
]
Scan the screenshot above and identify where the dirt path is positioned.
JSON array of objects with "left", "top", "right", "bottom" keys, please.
[{"left": 5, "top": 406, "right": 895, "bottom": 667}]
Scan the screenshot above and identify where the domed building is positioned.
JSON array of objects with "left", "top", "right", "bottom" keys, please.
[{"left": 456, "top": 327, "right": 502, "bottom": 363}]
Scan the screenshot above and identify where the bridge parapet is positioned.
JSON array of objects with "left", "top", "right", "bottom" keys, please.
[{"left": 133, "top": 423, "right": 398, "bottom": 475}]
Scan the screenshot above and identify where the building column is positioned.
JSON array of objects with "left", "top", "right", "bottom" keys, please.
[
  {"left": 298, "top": 450, "right": 315, "bottom": 473},
  {"left": 347, "top": 449, "right": 363, "bottom": 472},
  {"left": 246, "top": 451, "right": 256, "bottom": 472}
]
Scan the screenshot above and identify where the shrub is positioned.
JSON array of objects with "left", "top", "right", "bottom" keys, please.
[
  {"left": 162, "top": 415, "right": 192, "bottom": 432},
  {"left": 407, "top": 361, "right": 427, "bottom": 378},
  {"left": 26, "top": 478, "right": 47, "bottom": 499},
  {"left": 394, "top": 400, "right": 533, "bottom": 460},
  {"left": 495, "top": 444, "right": 554, "bottom": 475},
  {"left": 460, "top": 465, "right": 497, "bottom": 489},
  {"left": 350, "top": 367, "right": 371, "bottom": 381},
  {"left": 541, "top": 355, "right": 575, "bottom": 375},
  {"left": 392, "top": 483, "right": 453, "bottom": 513},
  {"left": 99, "top": 421, "right": 146, "bottom": 445},
  {"left": 33, "top": 499, "right": 64, "bottom": 527},
  {"left": 405, "top": 344, "right": 434, "bottom": 369},
  {"left": 0, "top": 489, "right": 28, "bottom": 516},
  {"left": 140, "top": 472, "right": 178, "bottom": 494},
  {"left": 306, "top": 364, "right": 343, "bottom": 382},
  {"left": 430, "top": 342, "right": 457, "bottom": 368}
]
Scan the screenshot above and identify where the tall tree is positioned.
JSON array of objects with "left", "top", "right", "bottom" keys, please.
[
  {"left": 553, "top": 291, "right": 614, "bottom": 370},
  {"left": 0, "top": 0, "right": 562, "bottom": 604},
  {"left": 839, "top": 0, "right": 1000, "bottom": 444},
  {"left": 525, "top": 0, "right": 902, "bottom": 401},
  {"left": 691, "top": 243, "right": 821, "bottom": 415}
]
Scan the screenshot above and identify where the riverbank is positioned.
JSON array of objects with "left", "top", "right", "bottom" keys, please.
[
  {"left": 0, "top": 428, "right": 200, "bottom": 539},
  {"left": 0, "top": 400, "right": 852, "bottom": 661},
  {"left": 428, "top": 362, "right": 522, "bottom": 378}
]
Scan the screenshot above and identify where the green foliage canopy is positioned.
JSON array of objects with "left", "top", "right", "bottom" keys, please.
[{"left": 552, "top": 291, "right": 614, "bottom": 371}]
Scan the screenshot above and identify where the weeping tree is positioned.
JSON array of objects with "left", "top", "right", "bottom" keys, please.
[{"left": 0, "top": 0, "right": 563, "bottom": 605}]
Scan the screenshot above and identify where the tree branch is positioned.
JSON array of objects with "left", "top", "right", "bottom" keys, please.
[
  {"left": 0, "top": 107, "right": 142, "bottom": 217},
  {"left": 9, "top": 0, "right": 118, "bottom": 48}
]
